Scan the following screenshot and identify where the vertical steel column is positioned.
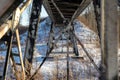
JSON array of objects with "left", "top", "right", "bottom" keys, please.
[
  {"left": 65, "top": 30, "right": 70, "bottom": 80},
  {"left": 47, "top": 22, "right": 54, "bottom": 54},
  {"left": 29, "top": 23, "right": 54, "bottom": 79},
  {"left": 93, "top": 0, "right": 101, "bottom": 38},
  {"left": 24, "top": 0, "right": 43, "bottom": 76},
  {"left": 101, "top": 0, "right": 118, "bottom": 80},
  {"left": 118, "top": 7, "right": 120, "bottom": 48},
  {"left": 2, "top": 31, "right": 13, "bottom": 80},
  {"left": 70, "top": 25, "right": 79, "bottom": 56}
]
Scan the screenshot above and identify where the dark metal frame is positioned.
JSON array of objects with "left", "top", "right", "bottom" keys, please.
[
  {"left": 2, "top": 31, "right": 13, "bottom": 80},
  {"left": 0, "top": 0, "right": 23, "bottom": 26},
  {"left": 24, "top": 0, "right": 43, "bottom": 76}
]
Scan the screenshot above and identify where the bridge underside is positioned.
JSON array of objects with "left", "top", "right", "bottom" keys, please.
[
  {"left": 43, "top": 0, "right": 92, "bottom": 26},
  {"left": 0, "top": 0, "right": 119, "bottom": 80}
]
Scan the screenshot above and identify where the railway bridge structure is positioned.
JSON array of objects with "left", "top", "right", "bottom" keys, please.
[{"left": 0, "top": 0, "right": 119, "bottom": 80}]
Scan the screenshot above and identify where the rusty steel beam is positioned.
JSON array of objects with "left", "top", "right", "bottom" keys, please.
[
  {"left": 29, "top": 23, "right": 55, "bottom": 79},
  {"left": 24, "top": 0, "right": 43, "bottom": 77}
]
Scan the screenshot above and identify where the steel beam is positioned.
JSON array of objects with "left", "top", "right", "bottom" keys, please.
[
  {"left": 24, "top": 0, "right": 43, "bottom": 76},
  {"left": 48, "top": 1, "right": 80, "bottom": 7},
  {"left": 43, "top": 0, "right": 55, "bottom": 23},
  {"left": 15, "top": 29, "right": 25, "bottom": 79},
  {"left": 93, "top": 0, "right": 101, "bottom": 38},
  {"left": 100, "top": 0, "right": 118, "bottom": 80},
  {"left": 0, "top": 0, "right": 32, "bottom": 39},
  {"left": 67, "top": 37, "right": 69, "bottom": 80},
  {"left": 2, "top": 31, "right": 13, "bottom": 80},
  {"left": 51, "top": 0, "right": 65, "bottom": 19},
  {"left": 29, "top": 23, "right": 55, "bottom": 79},
  {"left": 70, "top": 0, "right": 92, "bottom": 23},
  {"left": 0, "top": 0, "right": 23, "bottom": 25},
  {"left": 69, "top": 26, "right": 79, "bottom": 56},
  {"left": 47, "top": 22, "right": 54, "bottom": 53},
  {"left": 73, "top": 32, "right": 100, "bottom": 73}
]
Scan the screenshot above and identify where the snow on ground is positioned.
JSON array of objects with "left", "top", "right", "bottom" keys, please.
[
  {"left": 31, "top": 18, "right": 101, "bottom": 80},
  {"left": 0, "top": 17, "right": 101, "bottom": 80}
]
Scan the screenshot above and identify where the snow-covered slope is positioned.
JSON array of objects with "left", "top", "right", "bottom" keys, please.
[{"left": 0, "top": 17, "right": 100, "bottom": 80}]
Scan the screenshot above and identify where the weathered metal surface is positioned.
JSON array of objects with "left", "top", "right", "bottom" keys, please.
[
  {"left": 70, "top": 26, "right": 79, "bottom": 56},
  {"left": 0, "top": 0, "right": 32, "bottom": 39},
  {"left": 73, "top": 32, "right": 100, "bottom": 73},
  {"left": 0, "top": 0, "right": 23, "bottom": 26},
  {"left": 43, "top": 0, "right": 92, "bottom": 25},
  {"left": 2, "top": 7, "right": 27, "bottom": 80},
  {"left": 66, "top": 35, "right": 69, "bottom": 80},
  {"left": 15, "top": 29, "right": 25, "bottom": 80},
  {"left": 0, "top": 0, "right": 33, "bottom": 79},
  {"left": 0, "top": 20, "right": 11, "bottom": 39},
  {"left": 100, "top": 0, "right": 118, "bottom": 80},
  {"left": 0, "top": 0, "right": 15, "bottom": 17},
  {"left": 0, "top": 0, "right": 119, "bottom": 80},
  {"left": 93, "top": 0, "right": 101, "bottom": 38},
  {"left": 24, "top": 0, "right": 43, "bottom": 77},
  {"left": 2, "top": 31, "right": 13, "bottom": 80}
]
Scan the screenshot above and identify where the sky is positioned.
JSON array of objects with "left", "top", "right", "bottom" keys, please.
[{"left": 41, "top": 6, "right": 48, "bottom": 18}]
